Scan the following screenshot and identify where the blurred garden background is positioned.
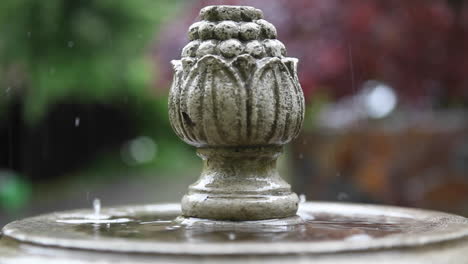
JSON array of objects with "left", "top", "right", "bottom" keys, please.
[{"left": 1, "top": 0, "right": 468, "bottom": 226}]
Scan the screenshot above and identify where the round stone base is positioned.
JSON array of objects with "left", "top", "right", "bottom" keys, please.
[
  {"left": 2, "top": 202, "right": 468, "bottom": 263},
  {"left": 181, "top": 192, "right": 299, "bottom": 220}
]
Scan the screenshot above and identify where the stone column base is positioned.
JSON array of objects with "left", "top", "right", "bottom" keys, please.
[{"left": 181, "top": 146, "right": 299, "bottom": 220}]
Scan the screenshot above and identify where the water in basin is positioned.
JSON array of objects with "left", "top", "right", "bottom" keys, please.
[{"left": 68, "top": 207, "right": 422, "bottom": 243}]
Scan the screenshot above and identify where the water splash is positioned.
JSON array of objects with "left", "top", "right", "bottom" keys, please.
[
  {"left": 93, "top": 198, "right": 101, "bottom": 218},
  {"left": 299, "top": 194, "right": 307, "bottom": 204},
  {"left": 56, "top": 198, "right": 132, "bottom": 224}
]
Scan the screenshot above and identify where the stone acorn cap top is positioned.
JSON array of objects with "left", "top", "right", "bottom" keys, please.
[
  {"left": 199, "top": 5, "right": 264, "bottom": 22},
  {"left": 182, "top": 5, "right": 286, "bottom": 59}
]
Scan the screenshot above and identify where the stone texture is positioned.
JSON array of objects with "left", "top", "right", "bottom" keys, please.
[
  {"left": 169, "top": 5, "right": 305, "bottom": 220},
  {"left": 182, "top": 147, "right": 299, "bottom": 220}
]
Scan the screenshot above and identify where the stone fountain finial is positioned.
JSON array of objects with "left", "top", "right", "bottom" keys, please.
[{"left": 169, "top": 5, "right": 305, "bottom": 220}]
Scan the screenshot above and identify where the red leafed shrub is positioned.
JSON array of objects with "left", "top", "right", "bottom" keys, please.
[{"left": 154, "top": 0, "right": 468, "bottom": 108}]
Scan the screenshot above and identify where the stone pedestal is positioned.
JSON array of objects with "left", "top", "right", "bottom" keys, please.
[{"left": 182, "top": 147, "right": 298, "bottom": 220}]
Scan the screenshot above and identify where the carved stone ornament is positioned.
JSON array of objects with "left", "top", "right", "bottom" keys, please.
[{"left": 169, "top": 5, "right": 305, "bottom": 220}]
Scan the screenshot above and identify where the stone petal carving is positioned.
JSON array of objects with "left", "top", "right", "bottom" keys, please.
[
  {"left": 230, "top": 54, "right": 257, "bottom": 83},
  {"left": 170, "top": 54, "right": 304, "bottom": 147},
  {"left": 248, "top": 57, "right": 304, "bottom": 145},
  {"left": 170, "top": 55, "right": 247, "bottom": 146}
]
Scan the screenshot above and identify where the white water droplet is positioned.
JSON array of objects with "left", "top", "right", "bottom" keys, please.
[
  {"left": 67, "top": 41, "right": 75, "bottom": 48},
  {"left": 93, "top": 198, "right": 101, "bottom": 218},
  {"left": 337, "top": 192, "right": 349, "bottom": 201},
  {"left": 345, "top": 234, "right": 372, "bottom": 241},
  {"left": 74, "top": 117, "right": 80, "bottom": 127},
  {"left": 228, "top": 233, "right": 236, "bottom": 240},
  {"left": 299, "top": 194, "right": 307, "bottom": 204}
]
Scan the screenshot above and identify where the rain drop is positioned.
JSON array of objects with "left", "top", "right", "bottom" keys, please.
[
  {"left": 299, "top": 194, "right": 307, "bottom": 203},
  {"left": 56, "top": 198, "right": 132, "bottom": 224},
  {"left": 337, "top": 192, "right": 349, "bottom": 201},
  {"left": 93, "top": 198, "right": 101, "bottom": 218}
]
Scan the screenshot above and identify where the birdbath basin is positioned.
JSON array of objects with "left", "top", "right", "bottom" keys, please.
[{"left": 1, "top": 5, "right": 468, "bottom": 264}]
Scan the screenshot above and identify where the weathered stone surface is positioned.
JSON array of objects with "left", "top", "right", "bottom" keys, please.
[
  {"left": 169, "top": 5, "right": 305, "bottom": 220},
  {"left": 182, "top": 147, "right": 299, "bottom": 220},
  {"left": 3, "top": 202, "right": 468, "bottom": 263}
]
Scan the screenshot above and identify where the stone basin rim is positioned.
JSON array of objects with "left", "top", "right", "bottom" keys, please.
[{"left": 2, "top": 202, "right": 468, "bottom": 256}]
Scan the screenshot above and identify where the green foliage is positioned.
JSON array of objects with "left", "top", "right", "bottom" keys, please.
[
  {"left": 0, "top": 171, "right": 32, "bottom": 212},
  {"left": 0, "top": 0, "right": 180, "bottom": 122}
]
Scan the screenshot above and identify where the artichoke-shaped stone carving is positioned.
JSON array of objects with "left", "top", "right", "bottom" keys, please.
[
  {"left": 169, "top": 6, "right": 305, "bottom": 221},
  {"left": 169, "top": 5, "right": 305, "bottom": 148}
]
